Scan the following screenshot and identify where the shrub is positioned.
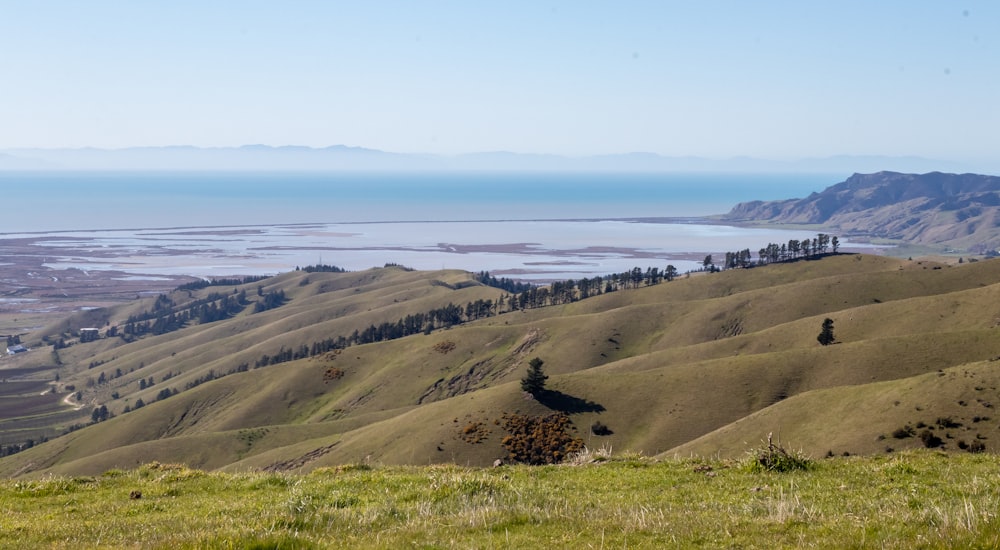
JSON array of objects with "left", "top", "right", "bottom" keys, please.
[
  {"left": 500, "top": 412, "right": 583, "bottom": 465},
  {"left": 743, "top": 433, "right": 811, "bottom": 473},
  {"left": 936, "top": 416, "right": 961, "bottom": 428},
  {"left": 919, "top": 430, "right": 943, "bottom": 448},
  {"left": 591, "top": 421, "right": 613, "bottom": 436},
  {"left": 892, "top": 426, "right": 915, "bottom": 439},
  {"left": 323, "top": 367, "right": 344, "bottom": 382},
  {"left": 457, "top": 421, "right": 490, "bottom": 444}
]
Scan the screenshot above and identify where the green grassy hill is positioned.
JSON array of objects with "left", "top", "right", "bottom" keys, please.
[
  {"left": 3, "top": 255, "right": 1000, "bottom": 477},
  {"left": 4, "top": 451, "right": 1000, "bottom": 549}
]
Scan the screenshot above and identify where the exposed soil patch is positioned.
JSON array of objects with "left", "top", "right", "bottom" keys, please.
[{"left": 263, "top": 442, "right": 339, "bottom": 472}]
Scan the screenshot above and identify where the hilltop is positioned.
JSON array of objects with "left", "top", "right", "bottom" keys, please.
[
  {"left": 1, "top": 252, "right": 1000, "bottom": 477},
  {"left": 723, "top": 171, "right": 1000, "bottom": 253}
]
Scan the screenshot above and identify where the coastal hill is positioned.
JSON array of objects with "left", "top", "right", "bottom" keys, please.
[
  {"left": 2, "top": 253, "right": 1000, "bottom": 477},
  {"left": 723, "top": 171, "right": 1000, "bottom": 252}
]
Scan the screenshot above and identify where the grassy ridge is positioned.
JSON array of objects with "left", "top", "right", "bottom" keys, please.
[{"left": 2, "top": 452, "right": 999, "bottom": 548}]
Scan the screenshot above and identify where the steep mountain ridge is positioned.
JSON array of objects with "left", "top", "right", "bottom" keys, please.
[{"left": 724, "top": 171, "right": 1000, "bottom": 251}]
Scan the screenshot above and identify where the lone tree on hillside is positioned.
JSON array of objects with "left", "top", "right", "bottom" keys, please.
[
  {"left": 817, "top": 318, "right": 836, "bottom": 346},
  {"left": 521, "top": 357, "right": 548, "bottom": 396}
]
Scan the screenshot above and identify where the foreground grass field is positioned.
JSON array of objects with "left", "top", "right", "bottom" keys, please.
[{"left": 2, "top": 450, "right": 999, "bottom": 549}]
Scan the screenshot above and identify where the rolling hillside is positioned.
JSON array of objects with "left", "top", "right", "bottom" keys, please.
[{"left": 3, "top": 254, "right": 1000, "bottom": 477}]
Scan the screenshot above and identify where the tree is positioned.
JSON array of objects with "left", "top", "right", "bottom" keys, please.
[
  {"left": 831, "top": 235, "right": 840, "bottom": 254},
  {"left": 521, "top": 357, "right": 548, "bottom": 396},
  {"left": 817, "top": 318, "right": 835, "bottom": 346}
]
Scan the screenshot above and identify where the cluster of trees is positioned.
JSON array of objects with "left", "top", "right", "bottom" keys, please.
[
  {"left": 121, "top": 291, "right": 245, "bottom": 337},
  {"left": 123, "top": 398, "right": 145, "bottom": 413},
  {"left": 297, "top": 264, "right": 347, "bottom": 273},
  {"left": 253, "top": 289, "right": 287, "bottom": 313},
  {"left": 120, "top": 285, "right": 290, "bottom": 339},
  {"left": 507, "top": 265, "right": 680, "bottom": 309},
  {"left": 474, "top": 271, "right": 533, "bottom": 293},
  {"left": 721, "top": 233, "right": 840, "bottom": 270},
  {"left": 183, "top": 363, "right": 249, "bottom": 391},
  {"left": 0, "top": 437, "right": 43, "bottom": 458},
  {"left": 175, "top": 275, "right": 269, "bottom": 292},
  {"left": 90, "top": 404, "right": 110, "bottom": 423}
]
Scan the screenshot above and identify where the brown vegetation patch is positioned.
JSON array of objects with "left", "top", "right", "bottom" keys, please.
[
  {"left": 314, "top": 349, "right": 342, "bottom": 362},
  {"left": 455, "top": 420, "right": 491, "bottom": 444},
  {"left": 323, "top": 367, "right": 345, "bottom": 383},
  {"left": 432, "top": 341, "right": 456, "bottom": 354},
  {"left": 500, "top": 412, "right": 584, "bottom": 465}
]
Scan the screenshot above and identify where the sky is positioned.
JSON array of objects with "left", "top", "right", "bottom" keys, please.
[{"left": 1, "top": 2, "right": 997, "bottom": 161}]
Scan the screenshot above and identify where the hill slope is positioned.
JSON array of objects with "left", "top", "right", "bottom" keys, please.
[
  {"left": 3, "top": 255, "right": 1000, "bottom": 476},
  {"left": 724, "top": 171, "right": 1000, "bottom": 252}
]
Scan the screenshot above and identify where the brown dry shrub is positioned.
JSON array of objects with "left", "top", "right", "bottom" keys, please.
[
  {"left": 323, "top": 367, "right": 344, "bottom": 382},
  {"left": 456, "top": 421, "right": 490, "bottom": 444},
  {"left": 500, "top": 412, "right": 584, "bottom": 465}
]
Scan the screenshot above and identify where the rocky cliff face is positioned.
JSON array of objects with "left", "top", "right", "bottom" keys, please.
[{"left": 724, "top": 172, "right": 1000, "bottom": 252}]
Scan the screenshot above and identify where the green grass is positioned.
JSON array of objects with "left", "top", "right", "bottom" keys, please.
[{"left": 2, "top": 452, "right": 1000, "bottom": 548}]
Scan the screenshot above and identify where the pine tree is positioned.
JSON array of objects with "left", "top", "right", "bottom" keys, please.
[
  {"left": 521, "top": 357, "right": 548, "bottom": 396},
  {"left": 817, "top": 318, "right": 836, "bottom": 346}
]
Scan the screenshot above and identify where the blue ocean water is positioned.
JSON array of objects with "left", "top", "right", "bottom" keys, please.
[
  {"left": 0, "top": 171, "right": 841, "bottom": 232},
  {"left": 0, "top": 171, "right": 876, "bottom": 280}
]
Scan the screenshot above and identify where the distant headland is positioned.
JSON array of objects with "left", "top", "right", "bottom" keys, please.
[{"left": 723, "top": 171, "right": 1000, "bottom": 254}]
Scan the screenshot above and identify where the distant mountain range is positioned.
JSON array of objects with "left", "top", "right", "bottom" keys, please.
[
  {"left": 724, "top": 171, "right": 1000, "bottom": 252},
  {"left": 0, "top": 145, "right": 993, "bottom": 173}
]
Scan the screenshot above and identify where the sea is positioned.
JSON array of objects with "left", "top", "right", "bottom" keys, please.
[{"left": 0, "top": 171, "right": 872, "bottom": 281}]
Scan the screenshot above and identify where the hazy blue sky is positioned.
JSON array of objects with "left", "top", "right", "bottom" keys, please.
[{"left": 2, "top": 2, "right": 996, "bottom": 160}]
